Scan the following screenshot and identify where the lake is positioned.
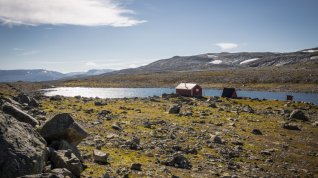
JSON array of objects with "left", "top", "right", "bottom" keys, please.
[{"left": 42, "top": 87, "right": 318, "bottom": 105}]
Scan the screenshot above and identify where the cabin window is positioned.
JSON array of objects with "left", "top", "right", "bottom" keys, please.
[{"left": 196, "top": 88, "right": 199, "bottom": 92}]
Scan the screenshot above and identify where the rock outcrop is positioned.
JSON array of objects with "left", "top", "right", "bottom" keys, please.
[
  {"left": 0, "top": 112, "right": 47, "bottom": 178},
  {"left": 2, "top": 102, "right": 39, "bottom": 127}
]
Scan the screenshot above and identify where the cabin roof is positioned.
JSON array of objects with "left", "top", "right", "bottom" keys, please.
[{"left": 176, "top": 83, "right": 199, "bottom": 90}]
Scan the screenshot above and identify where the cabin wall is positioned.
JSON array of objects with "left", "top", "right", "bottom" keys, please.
[
  {"left": 176, "top": 89, "right": 192, "bottom": 96},
  {"left": 192, "top": 86, "right": 202, "bottom": 97}
]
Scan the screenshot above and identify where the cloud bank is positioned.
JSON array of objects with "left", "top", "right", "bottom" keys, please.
[
  {"left": 216, "top": 43, "right": 238, "bottom": 51},
  {"left": 0, "top": 0, "right": 146, "bottom": 27}
]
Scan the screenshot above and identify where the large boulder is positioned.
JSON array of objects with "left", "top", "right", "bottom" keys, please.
[
  {"left": 0, "top": 112, "right": 47, "bottom": 178},
  {"left": 50, "top": 150, "right": 83, "bottom": 177},
  {"left": 2, "top": 102, "right": 39, "bottom": 127},
  {"left": 39, "top": 113, "right": 89, "bottom": 146}
]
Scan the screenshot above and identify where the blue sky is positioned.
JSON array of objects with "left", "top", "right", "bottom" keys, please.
[{"left": 0, "top": 0, "right": 317, "bottom": 73}]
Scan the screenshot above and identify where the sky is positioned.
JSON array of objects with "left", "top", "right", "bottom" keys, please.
[{"left": 0, "top": 0, "right": 317, "bottom": 73}]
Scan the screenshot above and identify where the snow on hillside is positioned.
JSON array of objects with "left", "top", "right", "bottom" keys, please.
[
  {"left": 209, "top": 60, "right": 222, "bottom": 64},
  {"left": 240, "top": 58, "right": 260, "bottom": 64}
]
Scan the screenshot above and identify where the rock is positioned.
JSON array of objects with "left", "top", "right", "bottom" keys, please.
[
  {"left": 168, "top": 105, "right": 181, "bottom": 114},
  {"left": 162, "top": 154, "right": 192, "bottom": 169},
  {"left": 242, "top": 105, "right": 254, "bottom": 113},
  {"left": 50, "top": 95, "right": 62, "bottom": 101},
  {"left": 289, "top": 110, "right": 308, "bottom": 121},
  {"left": 50, "top": 149, "right": 83, "bottom": 177},
  {"left": 211, "top": 135, "right": 223, "bottom": 144},
  {"left": 0, "top": 112, "right": 47, "bottom": 178},
  {"left": 2, "top": 103, "right": 39, "bottom": 127},
  {"left": 20, "top": 168, "right": 74, "bottom": 178},
  {"left": 49, "top": 139, "right": 82, "bottom": 161},
  {"left": 29, "top": 98, "right": 39, "bottom": 107},
  {"left": 16, "top": 93, "right": 31, "bottom": 104},
  {"left": 312, "top": 121, "right": 318, "bottom": 127},
  {"left": 282, "top": 122, "right": 301, "bottom": 130},
  {"left": 126, "top": 136, "right": 141, "bottom": 150},
  {"left": 111, "top": 122, "right": 122, "bottom": 131},
  {"left": 95, "top": 101, "right": 107, "bottom": 106},
  {"left": 131, "top": 163, "right": 142, "bottom": 171},
  {"left": 93, "top": 149, "right": 109, "bottom": 164},
  {"left": 252, "top": 129, "right": 263, "bottom": 135},
  {"left": 39, "top": 113, "right": 89, "bottom": 146}
]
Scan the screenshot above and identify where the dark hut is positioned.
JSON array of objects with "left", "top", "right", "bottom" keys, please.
[{"left": 221, "top": 88, "right": 237, "bottom": 98}]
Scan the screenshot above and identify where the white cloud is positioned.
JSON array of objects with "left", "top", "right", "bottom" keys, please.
[
  {"left": 21, "top": 50, "right": 39, "bottom": 56},
  {"left": 0, "top": 0, "right": 146, "bottom": 27},
  {"left": 216, "top": 43, "right": 238, "bottom": 51},
  {"left": 85, "top": 61, "right": 98, "bottom": 67}
]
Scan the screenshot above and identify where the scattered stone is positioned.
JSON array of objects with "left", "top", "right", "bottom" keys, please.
[
  {"left": 126, "top": 136, "right": 141, "bottom": 150},
  {"left": 50, "top": 95, "right": 62, "bottom": 101},
  {"left": 39, "top": 113, "right": 89, "bottom": 146},
  {"left": 2, "top": 103, "right": 39, "bottom": 127},
  {"left": 312, "top": 121, "right": 318, "bottom": 127},
  {"left": 252, "top": 129, "right": 263, "bottom": 135},
  {"left": 93, "top": 149, "right": 109, "bottom": 164},
  {"left": 210, "top": 135, "right": 223, "bottom": 144},
  {"left": 95, "top": 101, "right": 107, "bottom": 106},
  {"left": 162, "top": 154, "right": 192, "bottom": 169},
  {"left": 289, "top": 110, "right": 308, "bottom": 121},
  {"left": 0, "top": 112, "right": 47, "bottom": 178},
  {"left": 49, "top": 139, "right": 83, "bottom": 161},
  {"left": 131, "top": 163, "right": 142, "bottom": 171},
  {"left": 21, "top": 168, "right": 74, "bottom": 178},
  {"left": 50, "top": 149, "right": 83, "bottom": 177},
  {"left": 112, "top": 122, "right": 122, "bottom": 131},
  {"left": 282, "top": 122, "right": 301, "bottom": 130},
  {"left": 168, "top": 105, "right": 181, "bottom": 114},
  {"left": 242, "top": 105, "right": 254, "bottom": 113}
]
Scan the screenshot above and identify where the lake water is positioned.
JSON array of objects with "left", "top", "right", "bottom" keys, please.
[{"left": 42, "top": 87, "right": 318, "bottom": 105}]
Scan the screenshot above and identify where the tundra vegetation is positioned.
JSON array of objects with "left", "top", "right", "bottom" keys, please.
[{"left": 0, "top": 83, "right": 317, "bottom": 177}]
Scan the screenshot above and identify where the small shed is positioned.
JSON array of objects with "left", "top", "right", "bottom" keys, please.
[
  {"left": 176, "top": 83, "right": 202, "bottom": 97},
  {"left": 221, "top": 88, "right": 237, "bottom": 98}
]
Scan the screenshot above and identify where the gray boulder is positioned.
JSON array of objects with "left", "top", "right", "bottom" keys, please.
[
  {"left": 168, "top": 105, "right": 181, "bottom": 114},
  {"left": 162, "top": 154, "right": 192, "bottom": 169},
  {"left": 289, "top": 110, "right": 308, "bottom": 121},
  {"left": 39, "top": 113, "right": 89, "bottom": 146},
  {"left": 29, "top": 98, "right": 39, "bottom": 107},
  {"left": 2, "top": 102, "right": 39, "bottom": 127},
  {"left": 50, "top": 150, "right": 83, "bottom": 177},
  {"left": 0, "top": 112, "right": 47, "bottom": 178},
  {"left": 93, "top": 149, "right": 109, "bottom": 164},
  {"left": 16, "top": 93, "right": 31, "bottom": 104}
]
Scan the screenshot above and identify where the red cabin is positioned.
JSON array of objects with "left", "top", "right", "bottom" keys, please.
[{"left": 176, "top": 83, "right": 202, "bottom": 97}]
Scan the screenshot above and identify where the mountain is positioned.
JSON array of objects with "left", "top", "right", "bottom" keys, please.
[
  {"left": 0, "top": 69, "right": 65, "bottom": 82},
  {"left": 0, "top": 69, "right": 114, "bottom": 82},
  {"left": 107, "top": 47, "right": 318, "bottom": 75}
]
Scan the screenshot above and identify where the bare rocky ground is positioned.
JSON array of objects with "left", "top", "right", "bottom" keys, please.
[{"left": 0, "top": 83, "right": 318, "bottom": 178}]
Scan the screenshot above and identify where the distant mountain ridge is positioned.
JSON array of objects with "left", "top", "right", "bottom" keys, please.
[
  {"left": 106, "top": 47, "right": 318, "bottom": 75},
  {"left": 0, "top": 69, "right": 114, "bottom": 82}
]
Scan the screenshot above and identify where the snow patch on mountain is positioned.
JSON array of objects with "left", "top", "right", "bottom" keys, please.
[
  {"left": 240, "top": 58, "right": 260, "bottom": 64},
  {"left": 210, "top": 60, "right": 222, "bottom": 64}
]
